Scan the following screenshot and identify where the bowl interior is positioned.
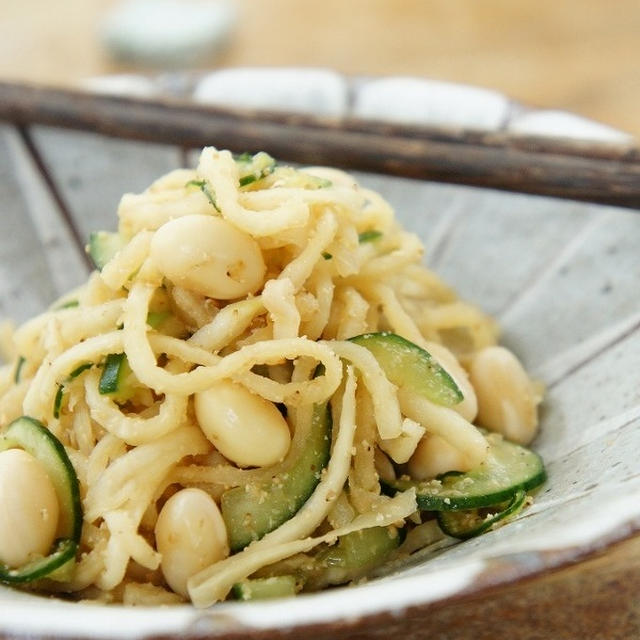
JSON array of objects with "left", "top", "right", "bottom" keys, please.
[{"left": 1, "top": 126, "right": 639, "bottom": 638}]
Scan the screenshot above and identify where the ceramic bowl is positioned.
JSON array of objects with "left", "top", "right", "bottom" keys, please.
[{"left": 0, "top": 75, "right": 639, "bottom": 639}]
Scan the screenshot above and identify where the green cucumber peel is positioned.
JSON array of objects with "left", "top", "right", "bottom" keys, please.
[
  {"left": 437, "top": 488, "right": 527, "bottom": 539},
  {"left": 53, "top": 363, "right": 93, "bottom": 418},
  {"left": 232, "top": 575, "right": 298, "bottom": 600},
  {"left": 88, "top": 231, "right": 125, "bottom": 271},
  {"left": 221, "top": 403, "right": 331, "bottom": 551},
  {"left": 348, "top": 332, "right": 463, "bottom": 407},
  {"left": 0, "top": 539, "right": 77, "bottom": 585},
  {"left": 390, "top": 434, "right": 546, "bottom": 511},
  {"left": 98, "top": 353, "right": 138, "bottom": 402},
  {"left": 99, "top": 353, "right": 127, "bottom": 395},
  {"left": 146, "top": 310, "right": 170, "bottom": 329},
  {"left": 13, "top": 356, "right": 26, "bottom": 384},
  {"left": 0, "top": 416, "right": 82, "bottom": 543},
  {"left": 51, "top": 299, "right": 80, "bottom": 310},
  {"left": 236, "top": 151, "right": 276, "bottom": 187},
  {"left": 358, "top": 229, "right": 383, "bottom": 243},
  {"left": 185, "top": 179, "right": 220, "bottom": 212},
  {"left": 53, "top": 386, "right": 64, "bottom": 419},
  {"left": 305, "top": 526, "right": 400, "bottom": 590},
  {"left": 57, "top": 300, "right": 79, "bottom": 309}
]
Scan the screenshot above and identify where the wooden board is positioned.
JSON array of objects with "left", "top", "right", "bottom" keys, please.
[{"left": 1, "top": 83, "right": 639, "bottom": 209}]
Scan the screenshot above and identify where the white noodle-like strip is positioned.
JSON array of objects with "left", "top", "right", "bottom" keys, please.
[
  {"left": 357, "top": 232, "right": 423, "bottom": 279},
  {"left": 189, "top": 367, "right": 359, "bottom": 603},
  {"left": 263, "top": 278, "right": 300, "bottom": 340},
  {"left": 301, "top": 261, "right": 334, "bottom": 340},
  {"left": 198, "top": 148, "right": 309, "bottom": 236},
  {"left": 278, "top": 211, "right": 338, "bottom": 291},
  {"left": 123, "top": 283, "right": 341, "bottom": 403},
  {"left": 84, "top": 426, "right": 209, "bottom": 522},
  {"left": 239, "top": 184, "right": 365, "bottom": 211},
  {"left": 148, "top": 168, "right": 198, "bottom": 192},
  {"left": 86, "top": 434, "right": 127, "bottom": 487},
  {"left": 118, "top": 189, "right": 212, "bottom": 238},
  {"left": 71, "top": 398, "right": 96, "bottom": 457},
  {"left": 84, "top": 369, "right": 189, "bottom": 446},
  {"left": 361, "top": 282, "right": 427, "bottom": 348},
  {"left": 22, "top": 331, "right": 125, "bottom": 420},
  {"left": 335, "top": 287, "right": 369, "bottom": 340},
  {"left": 358, "top": 187, "right": 395, "bottom": 231},
  {"left": 188, "top": 297, "right": 264, "bottom": 352},
  {"left": 100, "top": 231, "right": 153, "bottom": 291},
  {"left": 13, "top": 299, "right": 124, "bottom": 361},
  {"left": 379, "top": 418, "right": 425, "bottom": 464},
  {"left": 398, "top": 388, "right": 489, "bottom": 468},
  {"left": 188, "top": 488, "right": 417, "bottom": 607},
  {"left": 324, "top": 340, "right": 403, "bottom": 439}
]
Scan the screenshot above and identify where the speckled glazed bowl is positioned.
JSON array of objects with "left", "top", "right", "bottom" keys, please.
[{"left": 0, "top": 74, "right": 639, "bottom": 639}]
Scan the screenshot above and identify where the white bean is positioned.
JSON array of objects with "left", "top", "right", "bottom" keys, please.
[
  {"left": 425, "top": 341, "right": 478, "bottom": 422},
  {"left": 408, "top": 432, "right": 473, "bottom": 480},
  {"left": 0, "top": 448, "right": 59, "bottom": 568},
  {"left": 155, "top": 488, "right": 229, "bottom": 597},
  {"left": 150, "top": 214, "right": 265, "bottom": 300},
  {"left": 194, "top": 380, "right": 291, "bottom": 467},
  {"left": 468, "top": 346, "right": 540, "bottom": 445}
]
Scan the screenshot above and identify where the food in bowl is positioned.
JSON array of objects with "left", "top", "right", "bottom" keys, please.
[{"left": 0, "top": 148, "right": 545, "bottom": 606}]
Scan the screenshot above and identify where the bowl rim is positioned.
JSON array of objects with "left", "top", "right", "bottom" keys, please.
[
  {"left": 1, "top": 72, "right": 639, "bottom": 639},
  {"left": 1, "top": 513, "right": 638, "bottom": 640}
]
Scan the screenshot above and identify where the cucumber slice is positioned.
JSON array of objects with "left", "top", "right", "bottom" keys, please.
[
  {"left": 13, "top": 356, "right": 26, "bottom": 384},
  {"left": 266, "top": 167, "right": 331, "bottom": 190},
  {"left": 391, "top": 434, "right": 546, "bottom": 511},
  {"left": 221, "top": 403, "right": 332, "bottom": 552},
  {"left": 185, "top": 179, "right": 220, "bottom": 211},
  {"left": 69, "top": 363, "right": 93, "bottom": 379},
  {"left": 305, "top": 526, "right": 400, "bottom": 590},
  {"left": 53, "top": 386, "right": 64, "bottom": 420},
  {"left": 55, "top": 299, "right": 79, "bottom": 310},
  {"left": 88, "top": 231, "right": 125, "bottom": 271},
  {"left": 0, "top": 539, "right": 77, "bottom": 585},
  {"left": 99, "top": 353, "right": 127, "bottom": 395},
  {"left": 99, "top": 353, "right": 138, "bottom": 402},
  {"left": 349, "top": 332, "right": 463, "bottom": 407},
  {"left": 0, "top": 418, "right": 82, "bottom": 583},
  {"left": 0, "top": 417, "right": 82, "bottom": 543},
  {"left": 146, "top": 310, "right": 170, "bottom": 329},
  {"left": 53, "top": 363, "right": 93, "bottom": 419},
  {"left": 235, "top": 151, "right": 276, "bottom": 187},
  {"left": 358, "top": 229, "right": 383, "bottom": 243},
  {"left": 437, "top": 489, "right": 527, "bottom": 539},
  {"left": 232, "top": 575, "right": 298, "bottom": 601}
]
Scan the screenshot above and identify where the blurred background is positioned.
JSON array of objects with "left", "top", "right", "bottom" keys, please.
[{"left": 1, "top": 0, "right": 639, "bottom": 137}]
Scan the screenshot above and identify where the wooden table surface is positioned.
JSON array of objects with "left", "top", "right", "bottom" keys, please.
[{"left": 2, "top": 0, "right": 640, "bottom": 138}]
